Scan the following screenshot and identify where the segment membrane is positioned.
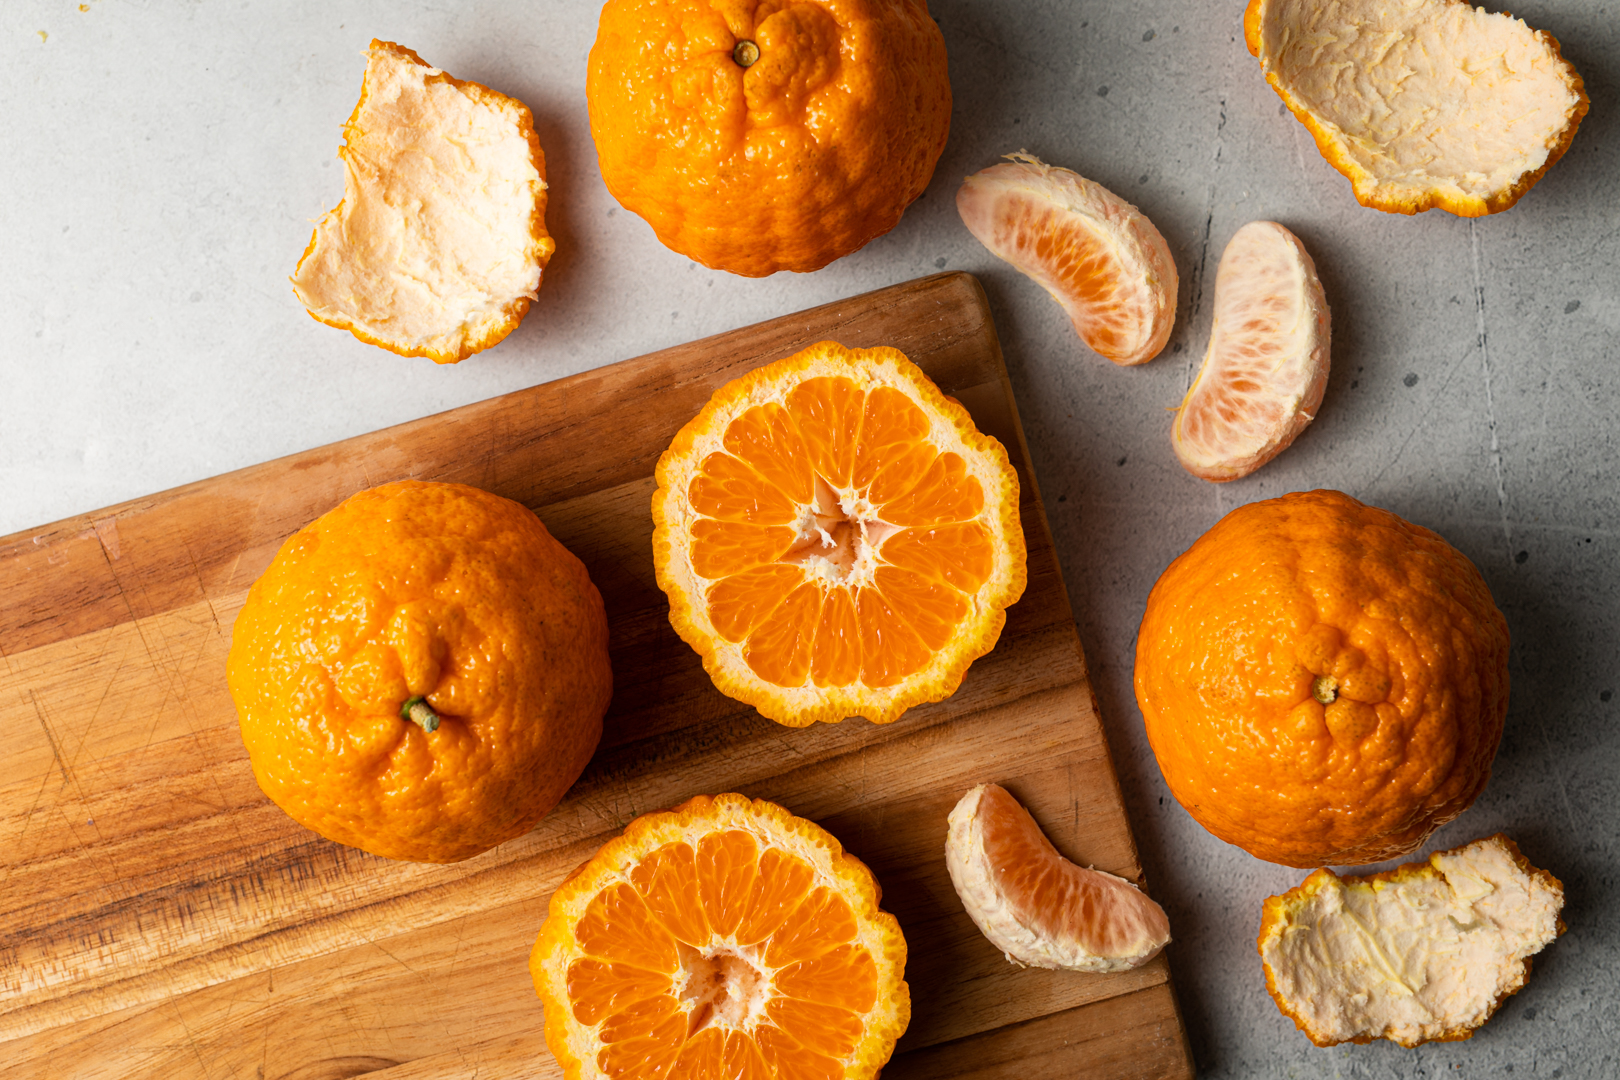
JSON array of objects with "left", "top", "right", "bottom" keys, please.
[
  {"left": 784, "top": 377, "right": 864, "bottom": 487},
  {"left": 734, "top": 846, "right": 818, "bottom": 944},
  {"left": 723, "top": 403, "right": 814, "bottom": 504},
  {"left": 598, "top": 993, "right": 682, "bottom": 1043},
  {"left": 774, "top": 942, "right": 879, "bottom": 1012},
  {"left": 857, "top": 588, "right": 933, "bottom": 688},
  {"left": 810, "top": 586, "right": 861, "bottom": 687},
  {"left": 880, "top": 522, "right": 995, "bottom": 592},
  {"left": 575, "top": 883, "right": 679, "bottom": 972},
  {"left": 755, "top": 1023, "right": 844, "bottom": 1080},
  {"left": 691, "top": 520, "right": 795, "bottom": 578},
  {"left": 689, "top": 452, "right": 798, "bottom": 524},
  {"left": 594, "top": 1008, "right": 686, "bottom": 1080},
  {"left": 873, "top": 566, "right": 969, "bottom": 651},
  {"left": 706, "top": 565, "right": 805, "bottom": 642},
  {"left": 628, "top": 842, "right": 711, "bottom": 946},
  {"left": 766, "top": 995, "right": 867, "bottom": 1059},
  {"left": 697, "top": 830, "right": 760, "bottom": 939},
  {"left": 745, "top": 583, "right": 822, "bottom": 686},
  {"left": 879, "top": 452, "right": 985, "bottom": 526},
  {"left": 566, "top": 958, "right": 673, "bottom": 1025},
  {"left": 852, "top": 386, "right": 932, "bottom": 492},
  {"left": 764, "top": 886, "right": 858, "bottom": 967}
]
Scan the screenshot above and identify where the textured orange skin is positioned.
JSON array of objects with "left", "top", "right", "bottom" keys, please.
[
  {"left": 227, "top": 481, "right": 611, "bottom": 863},
  {"left": 1244, "top": 0, "right": 1589, "bottom": 217},
  {"left": 294, "top": 41, "right": 554, "bottom": 364},
  {"left": 1134, "top": 490, "right": 1509, "bottom": 867},
  {"left": 1258, "top": 834, "right": 1566, "bottom": 1046},
  {"left": 531, "top": 793, "right": 910, "bottom": 1080},
  {"left": 586, "top": 0, "right": 950, "bottom": 276}
]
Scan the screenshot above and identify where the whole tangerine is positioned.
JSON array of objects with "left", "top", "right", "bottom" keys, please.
[
  {"left": 227, "top": 480, "right": 612, "bottom": 863},
  {"left": 1134, "top": 490, "right": 1509, "bottom": 867},
  {"left": 586, "top": 0, "right": 951, "bottom": 277}
]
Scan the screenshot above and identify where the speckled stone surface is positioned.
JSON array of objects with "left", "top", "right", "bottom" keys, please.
[{"left": 3, "top": 2, "right": 1616, "bottom": 1076}]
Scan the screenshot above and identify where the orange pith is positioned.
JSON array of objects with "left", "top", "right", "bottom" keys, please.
[
  {"left": 532, "top": 794, "right": 909, "bottom": 1080},
  {"left": 652, "top": 342, "right": 1026, "bottom": 726},
  {"left": 1134, "top": 490, "right": 1510, "bottom": 867}
]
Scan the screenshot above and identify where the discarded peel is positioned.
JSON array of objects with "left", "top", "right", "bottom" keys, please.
[
  {"left": 957, "top": 153, "right": 1177, "bottom": 365},
  {"left": 1260, "top": 834, "right": 1565, "bottom": 1047},
  {"left": 292, "top": 41, "right": 554, "bottom": 362},
  {"left": 1246, "top": 0, "right": 1588, "bottom": 216},
  {"left": 1172, "top": 221, "right": 1330, "bottom": 481},
  {"left": 945, "top": 783, "right": 1170, "bottom": 972}
]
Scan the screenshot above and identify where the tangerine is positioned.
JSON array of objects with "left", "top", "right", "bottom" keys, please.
[
  {"left": 226, "top": 480, "right": 611, "bottom": 863},
  {"left": 586, "top": 0, "right": 951, "bottom": 276},
  {"left": 1134, "top": 490, "right": 1509, "bottom": 867}
]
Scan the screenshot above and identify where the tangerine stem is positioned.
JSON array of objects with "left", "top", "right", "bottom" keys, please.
[
  {"left": 1311, "top": 676, "right": 1339, "bottom": 705},
  {"left": 733, "top": 39, "right": 759, "bottom": 67},
  {"left": 401, "top": 695, "right": 440, "bottom": 733}
]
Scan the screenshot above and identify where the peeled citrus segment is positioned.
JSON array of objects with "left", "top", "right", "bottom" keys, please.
[
  {"left": 653, "top": 341, "right": 1027, "bottom": 726},
  {"left": 1171, "top": 221, "right": 1330, "bottom": 482},
  {"left": 292, "top": 41, "right": 555, "bottom": 363},
  {"left": 532, "top": 794, "right": 909, "bottom": 1080},
  {"left": 945, "top": 784, "right": 1171, "bottom": 973},
  {"left": 1259, "top": 834, "right": 1565, "bottom": 1048},
  {"left": 1246, "top": 0, "right": 1588, "bottom": 217},
  {"left": 956, "top": 153, "right": 1177, "bottom": 366}
]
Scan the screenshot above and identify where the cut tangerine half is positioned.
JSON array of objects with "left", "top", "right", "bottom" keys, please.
[
  {"left": 956, "top": 153, "right": 1178, "bottom": 366},
  {"left": 1172, "top": 221, "right": 1330, "bottom": 482},
  {"left": 652, "top": 341, "right": 1026, "bottom": 726},
  {"left": 945, "top": 783, "right": 1170, "bottom": 973},
  {"left": 531, "top": 793, "right": 909, "bottom": 1080}
]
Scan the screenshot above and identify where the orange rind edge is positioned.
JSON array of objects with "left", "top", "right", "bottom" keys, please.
[
  {"left": 1256, "top": 834, "right": 1567, "bottom": 1047},
  {"left": 293, "top": 40, "right": 555, "bottom": 364},
  {"left": 1243, "top": 0, "right": 1589, "bottom": 217}
]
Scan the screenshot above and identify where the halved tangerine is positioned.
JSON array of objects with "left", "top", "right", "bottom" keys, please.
[
  {"left": 957, "top": 153, "right": 1178, "bottom": 366},
  {"left": 945, "top": 783, "right": 1170, "bottom": 972},
  {"left": 531, "top": 793, "right": 909, "bottom": 1080},
  {"left": 1171, "top": 221, "right": 1330, "bottom": 482},
  {"left": 652, "top": 341, "right": 1026, "bottom": 726}
]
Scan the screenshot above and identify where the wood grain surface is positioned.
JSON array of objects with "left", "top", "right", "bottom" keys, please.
[{"left": 0, "top": 273, "right": 1193, "bottom": 1080}]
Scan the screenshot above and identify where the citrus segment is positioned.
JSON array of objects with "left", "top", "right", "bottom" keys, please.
[
  {"left": 653, "top": 341, "right": 1026, "bottom": 726},
  {"left": 946, "top": 784, "right": 1171, "bottom": 972},
  {"left": 1172, "top": 221, "right": 1331, "bottom": 482},
  {"left": 1246, "top": 0, "right": 1588, "bottom": 216},
  {"left": 957, "top": 153, "right": 1178, "bottom": 366},
  {"left": 533, "top": 793, "right": 908, "bottom": 1080},
  {"left": 1134, "top": 490, "right": 1510, "bottom": 867}
]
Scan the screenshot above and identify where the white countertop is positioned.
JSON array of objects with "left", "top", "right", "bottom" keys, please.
[{"left": 5, "top": 2, "right": 1617, "bottom": 1076}]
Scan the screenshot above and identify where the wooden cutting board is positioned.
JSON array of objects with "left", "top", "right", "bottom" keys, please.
[{"left": 0, "top": 273, "right": 1193, "bottom": 1080}]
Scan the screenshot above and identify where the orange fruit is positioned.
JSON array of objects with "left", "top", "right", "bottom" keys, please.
[
  {"left": 1133, "top": 490, "right": 1510, "bottom": 868},
  {"left": 1246, "top": 0, "right": 1588, "bottom": 216},
  {"left": 945, "top": 783, "right": 1170, "bottom": 972},
  {"left": 956, "top": 153, "right": 1178, "bottom": 366},
  {"left": 531, "top": 793, "right": 909, "bottom": 1080},
  {"left": 651, "top": 341, "right": 1027, "bottom": 726},
  {"left": 1171, "top": 220, "right": 1331, "bottom": 482},
  {"left": 1259, "top": 834, "right": 1564, "bottom": 1047},
  {"left": 226, "top": 480, "right": 612, "bottom": 863},
  {"left": 586, "top": 0, "right": 950, "bottom": 276},
  {"left": 292, "top": 41, "right": 555, "bottom": 362}
]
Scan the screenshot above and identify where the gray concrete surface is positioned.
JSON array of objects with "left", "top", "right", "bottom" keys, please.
[{"left": 3, "top": 2, "right": 1615, "bottom": 1076}]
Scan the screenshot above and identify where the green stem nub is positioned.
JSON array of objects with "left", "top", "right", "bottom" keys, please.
[
  {"left": 733, "top": 39, "right": 760, "bottom": 67},
  {"left": 401, "top": 696, "right": 440, "bottom": 733},
  {"left": 1311, "top": 676, "right": 1339, "bottom": 705}
]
